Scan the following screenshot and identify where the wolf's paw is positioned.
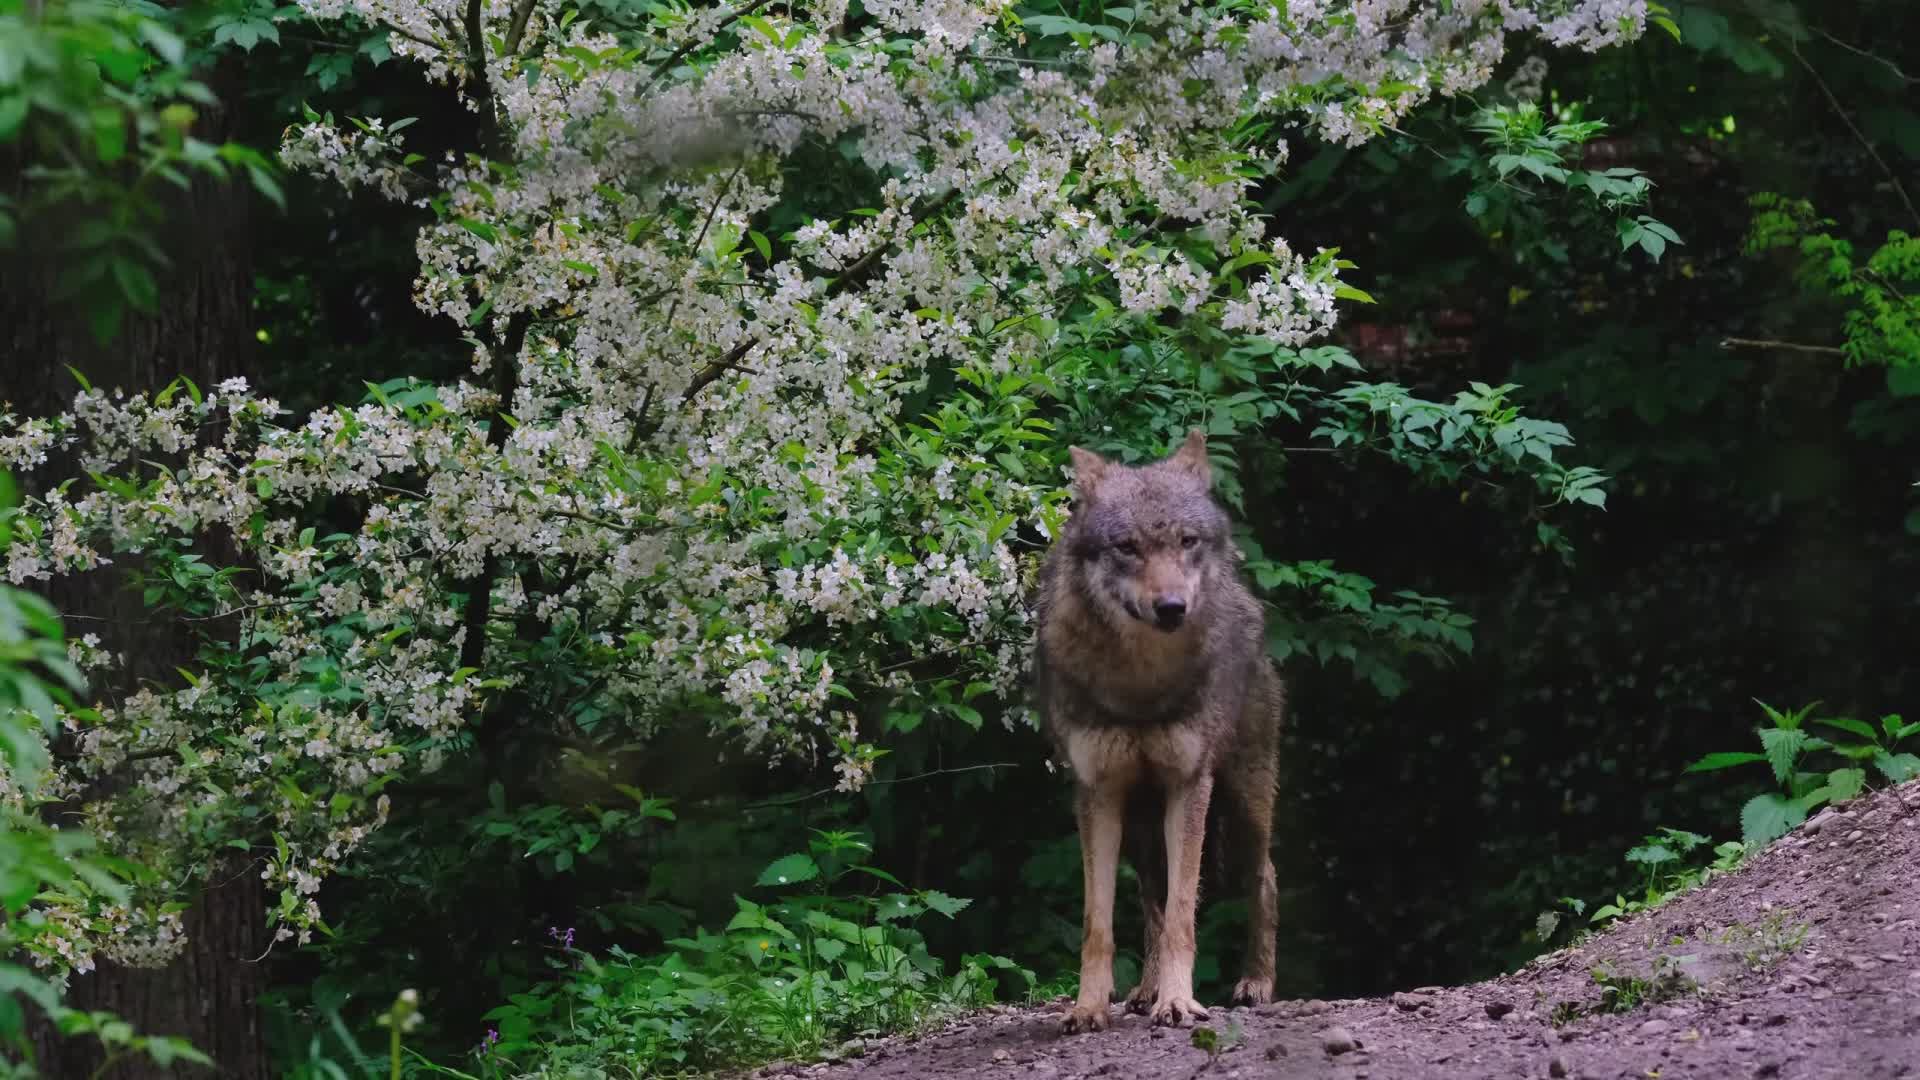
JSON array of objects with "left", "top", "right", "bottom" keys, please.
[
  {"left": 1060, "top": 1002, "right": 1112, "bottom": 1034},
  {"left": 1229, "top": 977, "right": 1273, "bottom": 1007},
  {"left": 1148, "top": 995, "right": 1209, "bottom": 1027},
  {"left": 1124, "top": 983, "right": 1157, "bottom": 1014}
]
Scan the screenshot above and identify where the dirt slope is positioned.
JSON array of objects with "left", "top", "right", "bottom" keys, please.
[{"left": 785, "top": 780, "right": 1920, "bottom": 1080}]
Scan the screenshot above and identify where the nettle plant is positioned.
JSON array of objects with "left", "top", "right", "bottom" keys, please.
[
  {"left": 0, "top": 0, "right": 1645, "bottom": 976},
  {"left": 1688, "top": 699, "right": 1920, "bottom": 845}
]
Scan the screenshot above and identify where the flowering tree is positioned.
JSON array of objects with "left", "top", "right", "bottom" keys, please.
[{"left": 1, "top": 0, "right": 1643, "bottom": 977}]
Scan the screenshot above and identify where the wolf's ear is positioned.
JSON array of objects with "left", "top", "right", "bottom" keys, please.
[
  {"left": 1068, "top": 446, "right": 1111, "bottom": 500},
  {"left": 1167, "top": 428, "right": 1211, "bottom": 489}
]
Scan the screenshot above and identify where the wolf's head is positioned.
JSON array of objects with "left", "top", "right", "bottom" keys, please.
[{"left": 1062, "top": 429, "right": 1233, "bottom": 634}]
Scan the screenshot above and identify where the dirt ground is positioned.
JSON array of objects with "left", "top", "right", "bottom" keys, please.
[{"left": 772, "top": 779, "right": 1920, "bottom": 1080}]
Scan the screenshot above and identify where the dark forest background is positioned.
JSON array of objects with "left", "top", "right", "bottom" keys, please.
[{"left": 4, "top": 0, "right": 1917, "bottom": 1075}]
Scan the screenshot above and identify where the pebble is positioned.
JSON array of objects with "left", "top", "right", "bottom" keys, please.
[
  {"left": 1549, "top": 1056, "right": 1570, "bottom": 1078},
  {"left": 1393, "top": 991, "right": 1432, "bottom": 1012},
  {"left": 1638, "top": 1019, "right": 1672, "bottom": 1036},
  {"left": 992, "top": 1049, "right": 1010, "bottom": 1063},
  {"left": 1485, "top": 1001, "right": 1514, "bottom": 1020},
  {"left": 1321, "top": 1027, "right": 1358, "bottom": 1056}
]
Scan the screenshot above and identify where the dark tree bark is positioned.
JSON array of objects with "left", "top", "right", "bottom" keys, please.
[{"left": 1, "top": 50, "right": 273, "bottom": 1079}]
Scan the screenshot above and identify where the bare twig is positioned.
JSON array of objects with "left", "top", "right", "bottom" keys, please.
[
  {"left": 1719, "top": 336, "right": 1847, "bottom": 356},
  {"left": 1813, "top": 29, "right": 1918, "bottom": 85},
  {"left": 1790, "top": 40, "right": 1920, "bottom": 230},
  {"left": 744, "top": 762, "right": 1023, "bottom": 811},
  {"left": 663, "top": 163, "right": 745, "bottom": 338}
]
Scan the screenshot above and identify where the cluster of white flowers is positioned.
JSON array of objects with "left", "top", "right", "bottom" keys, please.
[
  {"left": 278, "top": 118, "right": 413, "bottom": 201},
  {"left": 2, "top": 0, "right": 1643, "bottom": 973}
]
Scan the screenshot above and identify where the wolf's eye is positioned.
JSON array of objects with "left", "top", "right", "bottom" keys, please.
[
  {"left": 1180, "top": 534, "right": 1199, "bottom": 550},
  {"left": 1113, "top": 541, "right": 1140, "bottom": 558}
]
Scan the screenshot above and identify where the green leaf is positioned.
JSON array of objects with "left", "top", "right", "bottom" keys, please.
[
  {"left": 1813, "top": 716, "right": 1879, "bottom": 742},
  {"left": 1021, "top": 14, "right": 1092, "bottom": 36},
  {"left": 0, "top": 95, "right": 26, "bottom": 142},
  {"left": 1825, "top": 767, "right": 1867, "bottom": 802},
  {"left": 755, "top": 854, "right": 820, "bottom": 888},
  {"left": 456, "top": 218, "right": 499, "bottom": 243},
  {"left": 1625, "top": 843, "right": 1675, "bottom": 866},
  {"left": 1758, "top": 727, "right": 1808, "bottom": 784},
  {"left": 138, "top": 22, "right": 187, "bottom": 65},
  {"left": 1684, "top": 751, "right": 1765, "bottom": 772},
  {"left": 1874, "top": 751, "right": 1920, "bottom": 784},
  {"left": 873, "top": 894, "right": 921, "bottom": 922},
  {"left": 0, "top": 963, "right": 63, "bottom": 1013},
  {"left": 86, "top": 294, "right": 125, "bottom": 344},
  {"left": 920, "top": 890, "right": 971, "bottom": 918},
  {"left": 92, "top": 106, "right": 127, "bottom": 164},
  {"left": 1739, "top": 792, "right": 1806, "bottom": 846},
  {"left": 213, "top": 18, "right": 281, "bottom": 51},
  {"left": 142, "top": 1035, "right": 212, "bottom": 1067},
  {"left": 110, "top": 257, "right": 159, "bottom": 312}
]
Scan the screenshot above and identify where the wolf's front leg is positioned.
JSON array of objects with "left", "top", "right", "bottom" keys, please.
[
  {"left": 1063, "top": 783, "right": 1125, "bottom": 1033},
  {"left": 1149, "top": 771, "right": 1214, "bottom": 1026}
]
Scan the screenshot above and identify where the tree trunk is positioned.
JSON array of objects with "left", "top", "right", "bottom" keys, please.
[{"left": 1, "top": 50, "right": 271, "bottom": 1079}]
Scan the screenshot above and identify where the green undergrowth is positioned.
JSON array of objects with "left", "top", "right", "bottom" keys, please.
[{"left": 451, "top": 830, "right": 1033, "bottom": 1079}]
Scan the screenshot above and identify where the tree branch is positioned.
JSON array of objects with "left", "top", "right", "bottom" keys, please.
[
  {"left": 648, "top": 0, "right": 777, "bottom": 87},
  {"left": 460, "top": 0, "right": 505, "bottom": 159},
  {"left": 679, "top": 186, "right": 966, "bottom": 405},
  {"left": 505, "top": 0, "right": 540, "bottom": 55},
  {"left": 681, "top": 339, "right": 757, "bottom": 404},
  {"left": 458, "top": 310, "right": 533, "bottom": 673}
]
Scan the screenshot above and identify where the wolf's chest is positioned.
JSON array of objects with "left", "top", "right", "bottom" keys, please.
[{"left": 1060, "top": 722, "right": 1211, "bottom": 788}]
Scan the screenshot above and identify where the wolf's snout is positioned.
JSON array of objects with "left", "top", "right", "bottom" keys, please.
[{"left": 1152, "top": 595, "right": 1187, "bottom": 629}]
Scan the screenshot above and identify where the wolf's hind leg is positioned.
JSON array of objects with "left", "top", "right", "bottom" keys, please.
[
  {"left": 1224, "top": 775, "right": 1278, "bottom": 1007},
  {"left": 1124, "top": 796, "right": 1168, "bottom": 1014}
]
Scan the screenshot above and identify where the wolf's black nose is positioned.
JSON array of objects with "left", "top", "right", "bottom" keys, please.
[{"left": 1153, "top": 596, "right": 1187, "bottom": 628}]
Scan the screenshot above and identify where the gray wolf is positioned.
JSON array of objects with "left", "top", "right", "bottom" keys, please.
[{"left": 1032, "top": 429, "right": 1285, "bottom": 1032}]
